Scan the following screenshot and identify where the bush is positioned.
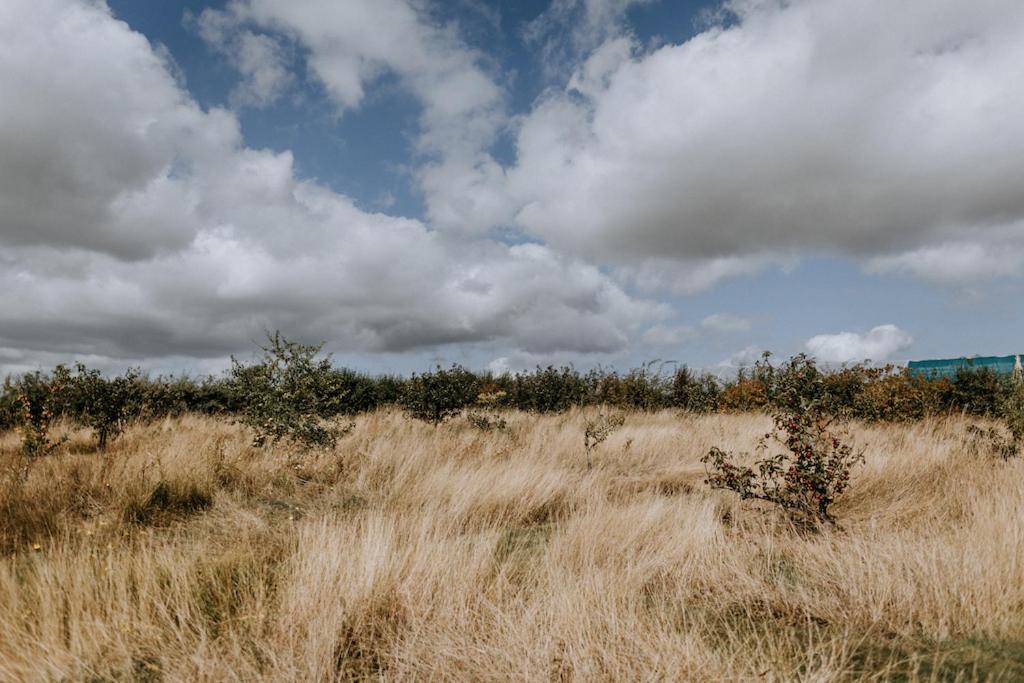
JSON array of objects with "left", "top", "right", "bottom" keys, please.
[
  {"left": 135, "top": 375, "right": 234, "bottom": 418},
  {"left": 400, "top": 365, "right": 479, "bottom": 424},
  {"left": 616, "top": 363, "right": 672, "bottom": 410},
  {"left": 820, "top": 364, "right": 878, "bottom": 417},
  {"left": 993, "top": 378, "right": 1024, "bottom": 458},
  {"left": 949, "top": 367, "right": 1003, "bottom": 416},
  {"left": 702, "top": 364, "right": 864, "bottom": 527},
  {"left": 228, "top": 332, "right": 345, "bottom": 448},
  {"left": 0, "top": 377, "right": 20, "bottom": 432},
  {"left": 717, "top": 377, "right": 769, "bottom": 412},
  {"left": 768, "top": 353, "right": 825, "bottom": 414},
  {"left": 584, "top": 412, "right": 625, "bottom": 469},
  {"left": 853, "top": 370, "right": 950, "bottom": 422},
  {"left": 508, "top": 366, "right": 587, "bottom": 413},
  {"left": 60, "top": 363, "right": 142, "bottom": 449},
  {"left": 12, "top": 371, "right": 68, "bottom": 458},
  {"left": 671, "top": 367, "right": 720, "bottom": 413},
  {"left": 324, "top": 368, "right": 386, "bottom": 414}
]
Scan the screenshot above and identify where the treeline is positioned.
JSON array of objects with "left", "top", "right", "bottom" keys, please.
[{"left": 1, "top": 339, "right": 1016, "bottom": 440}]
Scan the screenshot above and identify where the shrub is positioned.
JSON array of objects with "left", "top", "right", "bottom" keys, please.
[
  {"left": 991, "top": 378, "right": 1024, "bottom": 459},
  {"left": 400, "top": 365, "right": 479, "bottom": 424},
  {"left": 584, "top": 412, "right": 625, "bottom": 469},
  {"left": 852, "top": 370, "right": 950, "bottom": 422},
  {"left": 508, "top": 366, "right": 587, "bottom": 413},
  {"left": 13, "top": 371, "right": 68, "bottom": 458},
  {"left": 61, "top": 363, "right": 142, "bottom": 449},
  {"left": 671, "top": 367, "right": 720, "bottom": 413},
  {"left": 228, "top": 332, "right": 345, "bottom": 448},
  {"left": 717, "top": 377, "right": 769, "bottom": 412},
  {"left": 768, "top": 353, "right": 825, "bottom": 414},
  {"left": 702, "top": 369, "right": 864, "bottom": 527},
  {"left": 325, "top": 368, "right": 388, "bottom": 414},
  {"left": 0, "top": 377, "right": 20, "bottom": 432},
  {"left": 820, "top": 364, "right": 879, "bottom": 417},
  {"left": 617, "top": 363, "right": 672, "bottom": 410},
  {"left": 135, "top": 375, "right": 234, "bottom": 418},
  {"left": 949, "top": 367, "right": 1003, "bottom": 416}
]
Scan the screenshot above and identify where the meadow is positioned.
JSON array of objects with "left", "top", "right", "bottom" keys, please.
[{"left": 2, "top": 409, "right": 1023, "bottom": 681}]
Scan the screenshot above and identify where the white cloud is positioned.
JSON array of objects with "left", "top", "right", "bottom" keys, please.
[
  {"left": 502, "top": 0, "right": 1024, "bottom": 285},
  {"left": 717, "top": 345, "right": 768, "bottom": 370},
  {"left": 642, "top": 324, "right": 695, "bottom": 347},
  {"left": 867, "top": 227, "right": 1024, "bottom": 284},
  {"left": 0, "top": 0, "right": 663, "bottom": 368},
  {"left": 525, "top": 0, "right": 655, "bottom": 79},
  {"left": 701, "top": 314, "right": 751, "bottom": 334},
  {"left": 191, "top": 9, "right": 293, "bottom": 108},
  {"left": 203, "top": 0, "right": 509, "bottom": 235},
  {"left": 805, "top": 324, "right": 913, "bottom": 364}
]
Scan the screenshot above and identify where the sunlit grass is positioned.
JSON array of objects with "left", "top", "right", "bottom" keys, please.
[{"left": 1, "top": 410, "right": 1022, "bottom": 680}]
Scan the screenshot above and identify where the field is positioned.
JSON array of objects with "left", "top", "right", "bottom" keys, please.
[{"left": 2, "top": 410, "right": 1023, "bottom": 681}]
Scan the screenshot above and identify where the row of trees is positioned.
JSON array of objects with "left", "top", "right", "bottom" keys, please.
[{"left": 2, "top": 335, "right": 1021, "bottom": 452}]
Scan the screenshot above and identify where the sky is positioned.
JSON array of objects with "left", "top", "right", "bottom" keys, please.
[{"left": 1, "top": 0, "right": 1024, "bottom": 377}]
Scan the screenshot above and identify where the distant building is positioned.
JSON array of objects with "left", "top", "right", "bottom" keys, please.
[{"left": 907, "top": 354, "right": 1023, "bottom": 380}]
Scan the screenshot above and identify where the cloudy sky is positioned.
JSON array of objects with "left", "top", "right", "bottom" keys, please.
[{"left": 2, "top": 0, "right": 1023, "bottom": 376}]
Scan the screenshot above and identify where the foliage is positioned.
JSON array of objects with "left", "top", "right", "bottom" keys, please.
[
  {"left": 227, "top": 332, "right": 345, "bottom": 448},
  {"left": 3, "top": 340, "right": 1024, "bottom": 434},
  {"left": 671, "top": 366, "right": 720, "bottom": 412},
  {"left": 950, "top": 367, "right": 1003, "bottom": 416},
  {"left": 986, "top": 377, "right": 1024, "bottom": 459},
  {"left": 60, "top": 363, "right": 142, "bottom": 449},
  {"left": 13, "top": 371, "right": 68, "bottom": 458},
  {"left": 606, "top": 362, "right": 672, "bottom": 410},
  {"left": 583, "top": 412, "right": 625, "bottom": 469},
  {"left": 507, "top": 366, "right": 588, "bottom": 413},
  {"left": 702, "top": 392, "right": 864, "bottom": 527},
  {"left": 717, "top": 377, "right": 769, "bottom": 412},
  {"left": 400, "top": 365, "right": 479, "bottom": 424}
]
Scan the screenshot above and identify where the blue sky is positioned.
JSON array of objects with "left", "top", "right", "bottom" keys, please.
[{"left": 2, "top": 0, "right": 1023, "bottom": 376}]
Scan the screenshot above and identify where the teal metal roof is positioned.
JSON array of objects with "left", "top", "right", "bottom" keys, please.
[{"left": 907, "top": 355, "right": 1022, "bottom": 379}]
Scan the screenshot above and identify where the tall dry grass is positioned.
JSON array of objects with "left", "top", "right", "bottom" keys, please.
[{"left": 1, "top": 410, "right": 1022, "bottom": 681}]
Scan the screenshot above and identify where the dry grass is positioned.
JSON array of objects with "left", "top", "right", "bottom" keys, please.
[{"left": 1, "top": 409, "right": 1023, "bottom": 681}]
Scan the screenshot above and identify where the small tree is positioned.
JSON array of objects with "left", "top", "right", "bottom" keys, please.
[
  {"left": 228, "top": 332, "right": 343, "bottom": 448},
  {"left": 583, "top": 413, "right": 625, "bottom": 470},
  {"left": 671, "top": 366, "right": 720, "bottom": 413},
  {"left": 702, "top": 355, "right": 863, "bottom": 528},
  {"left": 63, "top": 364, "right": 141, "bottom": 449},
  {"left": 401, "top": 365, "right": 479, "bottom": 425},
  {"left": 14, "top": 371, "right": 67, "bottom": 458}
]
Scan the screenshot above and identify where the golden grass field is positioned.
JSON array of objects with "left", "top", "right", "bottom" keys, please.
[{"left": 1, "top": 409, "right": 1023, "bottom": 681}]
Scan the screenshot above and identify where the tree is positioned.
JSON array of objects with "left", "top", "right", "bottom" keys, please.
[
  {"left": 228, "top": 332, "right": 344, "bottom": 448},
  {"left": 63, "top": 363, "right": 141, "bottom": 450},
  {"left": 400, "top": 365, "right": 479, "bottom": 425}
]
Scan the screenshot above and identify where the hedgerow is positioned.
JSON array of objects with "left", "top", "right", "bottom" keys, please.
[{"left": 0, "top": 333, "right": 1019, "bottom": 445}]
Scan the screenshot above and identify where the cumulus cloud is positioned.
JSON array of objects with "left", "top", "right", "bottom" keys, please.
[
  {"left": 204, "top": 0, "right": 509, "bottom": 234},
  {"left": 805, "top": 325, "right": 913, "bottom": 364},
  {"left": 0, "top": 0, "right": 662, "bottom": 370},
  {"left": 641, "top": 324, "right": 695, "bottom": 347},
  {"left": 525, "top": 0, "right": 655, "bottom": 78},
  {"left": 190, "top": 8, "right": 293, "bottom": 108},
  {"left": 503, "top": 0, "right": 1024, "bottom": 286},
  {"left": 701, "top": 314, "right": 751, "bottom": 334},
  {"left": 866, "top": 224, "right": 1024, "bottom": 283},
  {"left": 717, "top": 345, "right": 768, "bottom": 370}
]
